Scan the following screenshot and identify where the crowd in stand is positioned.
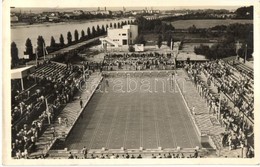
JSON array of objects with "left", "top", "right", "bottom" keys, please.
[
  {"left": 11, "top": 60, "right": 85, "bottom": 159},
  {"left": 185, "top": 60, "right": 254, "bottom": 158},
  {"left": 102, "top": 53, "right": 175, "bottom": 71},
  {"left": 66, "top": 150, "right": 200, "bottom": 159}
]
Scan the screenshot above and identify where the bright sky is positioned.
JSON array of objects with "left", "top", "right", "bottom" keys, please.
[{"left": 9, "top": 0, "right": 254, "bottom": 8}]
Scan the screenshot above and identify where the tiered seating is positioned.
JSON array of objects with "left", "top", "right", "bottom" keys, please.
[
  {"left": 11, "top": 61, "right": 84, "bottom": 158},
  {"left": 235, "top": 63, "right": 253, "bottom": 79},
  {"left": 32, "top": 62, "right": 73, "bottom": 82},
  {"left": 185, "top": 62, "right": 254, "bottom": 157},
  {"left": 203, "top": 60, "right": 253, "bottom": 121}
]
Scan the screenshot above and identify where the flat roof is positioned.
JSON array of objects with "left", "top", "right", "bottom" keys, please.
[{"left": 11, "top": 65, "right": 34, "bottom": 74}]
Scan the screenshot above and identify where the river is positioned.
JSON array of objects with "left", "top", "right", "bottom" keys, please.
[{"left": 11, "top": 18, "right": 134, "bottom": 58}]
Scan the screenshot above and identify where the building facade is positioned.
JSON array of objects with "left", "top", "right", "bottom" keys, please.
[{"left": 100, "top": 25, "right": 138, "bottom": 49}]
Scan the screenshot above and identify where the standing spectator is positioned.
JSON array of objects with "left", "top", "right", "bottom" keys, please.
[
  {"left": 194, "top": 150, "right": 198, "bottom": 158},
  {"left": 64, "top": 117, "right": 68, "bottom": 127},
  {"left": 81, "top": 146, "right": 88, "bottom": 159},
  {"left": 192, "top": 106, "right": 196, "bottom": 115},
  {"left": 80, "top": 97, "right": 83, "bottom": 109},
  {"left": 58, "top": 117, "right": 62, "bottom": 125},
  {"left": 51, "top": 126, "right": 55, "bottom": 137},
  {"left": 68, "top": 152, "right": 74, "bottom": 159}
]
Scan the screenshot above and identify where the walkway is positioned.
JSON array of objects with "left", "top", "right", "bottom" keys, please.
[
  {"left": 176, "top": 69, "right": 243, "bottom": 157},
  {"left": 175, "top": 70, "right": 226, "bottom": 154},
  {"left": 30, "top": 72, "right": 102, "bottom": 157}
]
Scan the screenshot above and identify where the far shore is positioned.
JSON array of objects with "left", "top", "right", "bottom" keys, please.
[{"left": 11, "top": 17, "right": 134, "bottom": 29}]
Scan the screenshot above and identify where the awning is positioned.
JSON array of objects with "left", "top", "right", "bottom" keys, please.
[{"left": 11, "top": 66, "right": 35, "bottom": 79}]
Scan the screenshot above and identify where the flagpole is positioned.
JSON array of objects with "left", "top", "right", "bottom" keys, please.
[
  {"left": 83, "top": 64, "right": 85, "bottom": 81},
  {"left": 20, "top": 102, "right": 23, "bottom": 115},
  {"left": 45, "top": 98, "right": 50, "bottom": 124},
  {"left": 43, "top": 43, "right": 46, "bottom": 61},
  {"left": 218, "top": 93, "right": 221, "bottom": 121},
  {"left": 244, "top": 44, "right": 247, "bottom": 64},
  {"left": 35, "top": 47, "right": 38, "bottom": 66}
]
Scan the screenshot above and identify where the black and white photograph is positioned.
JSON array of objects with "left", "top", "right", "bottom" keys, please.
[{"left": 2, "top": 0, "right": 260, "bottom": 165}]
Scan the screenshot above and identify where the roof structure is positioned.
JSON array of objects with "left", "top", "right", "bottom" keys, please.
[{"left": 11, "top": 65, "right": 35, "bottom": 79}]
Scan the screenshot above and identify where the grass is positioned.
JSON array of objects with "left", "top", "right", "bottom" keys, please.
[{"left": 170, "top": 19, "right": 253, "bottom": 29}]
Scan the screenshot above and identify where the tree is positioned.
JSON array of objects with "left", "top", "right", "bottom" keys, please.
[
  {"left": 11, "top": 42, "right": 19, "bottom": 67},
  {"left": 96, "top": 25, "right": 101, "bottom": 35},
  {"left": 25, "top": 38, "right": 33, "bottom": 59},
  {"left": 74, "top": 29, "right": 79, "bottom": 41},
  {"left": 237, "top": 47, "right": 244, "bottom": 58},
  {"left": 157, "top": 35, "right": 163, "bottom": 48},
  {"left": 92, "top": 26, "right": 96, "bottom": 37},
  {"left": 50, "top": 36, "right": 56, "bottom": 47},
  {"left": 235, "top": 6, "right": 253, "bottom": 19},
  {"left": 81, "top": 30, "right": 85, "bottom": 40},
  {"left": 101, "top": 25, "right": 106, "bottom": 35},
  {"left": 67, "top": 31, "right": 72, "bottom": 44},
  {"left": 87, "top": 27, "right": 91, "bottom": 38},
  {"left": 59, "top": 34, "right": 65, "bottom": 46},
  {"left": 134, "top": 35, "right": 146, "bottom": 46},
  {"left": 36, "top": 36, "right": 45, "bottom": 57}
]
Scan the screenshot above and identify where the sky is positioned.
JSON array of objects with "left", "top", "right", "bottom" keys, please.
[{"left": 8, "top": 0, "right": 254, "bottom": 8}]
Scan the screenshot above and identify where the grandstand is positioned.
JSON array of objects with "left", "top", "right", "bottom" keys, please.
[{"left": 11, "top": 51, "right": 254, "bottom": 159}]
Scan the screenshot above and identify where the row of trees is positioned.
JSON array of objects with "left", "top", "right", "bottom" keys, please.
[
  {"left": 194, "top": 23, "right": 253, "bottom": 60},
  {"left": 194, "top": 43, "right": 236, "bottom": 60},
  {"left": 162, "top": 6, "right": 253, "bottom": 22},
  {"left": 132, "top": 16, "right": 175, "bottom": 49},
  {"left": 12, "top": 20, "right": 135, "bottom": 64},
  {"left": 134, "top": 16, "right": 175, "bottom": 33},
  {"left": 46, "top": 25, "right": 107, "bottom": 54},
  {"left": 235, "top": 6, "right": 253, "bottom": 19},
  {"left": 157, "top": 34, "right": 174, "bottom": 49}
]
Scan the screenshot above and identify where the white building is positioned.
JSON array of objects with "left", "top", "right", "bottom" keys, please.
[{"left": 100, "top": 25, "right": 138, "bottom": 49}]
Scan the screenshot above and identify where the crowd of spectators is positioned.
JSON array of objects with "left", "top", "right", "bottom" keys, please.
[
  {"left": 66, "top": 150, "right": 200, "bottom": 159},
  {"left": 185, "top": 60, "right": 254, "bottom": 158},
  {"left": 11, "top": 60, "right": 86, "bottom": 158},
  {"left": 102, "top": 53, "right": 175, "bottom": 71}
]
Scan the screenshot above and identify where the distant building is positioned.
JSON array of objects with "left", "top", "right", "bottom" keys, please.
[
  {"left": 112, "top": 11, "right": 123, "bottom": 16},
  {"left": 96, "top": 10, "right": 112, "bottom": 15},
  {"left": 11, "top": 14, "right": 19, "bottom": 22},
  {"left": 100, "top": 25, "right": 138, "bottom": 48},
  {"left": 48, "top": 16, "right": 60, "bottom": 22},
  {"left": 73, "top": 10, "right": 84, "bottom": 16},
  {"left": 63, "top": 12, "right": 74, "bottom": 18}
]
